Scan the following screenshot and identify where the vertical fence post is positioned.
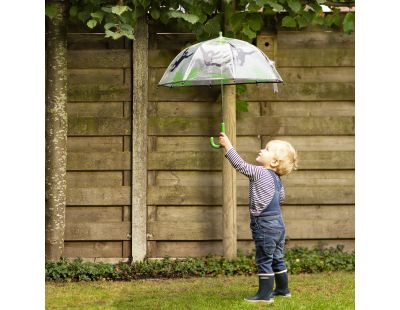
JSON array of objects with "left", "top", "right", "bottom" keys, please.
[
  {"left": 131, "top": 16, "right": 148, "bottom": 262},
  {"left": 223, "top": 84, "right": 237, "bottom": 259}
]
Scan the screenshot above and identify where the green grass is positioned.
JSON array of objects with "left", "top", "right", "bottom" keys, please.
[{"left": 46, "top": 271, "right": 354, "bottom": 309}]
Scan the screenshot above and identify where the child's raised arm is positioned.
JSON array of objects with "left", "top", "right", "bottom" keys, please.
[{"left": 219, "top": 132, "right": 263, "bottom": 181}]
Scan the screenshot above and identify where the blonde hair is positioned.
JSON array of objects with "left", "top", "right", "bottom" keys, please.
[{"left": 267, "top": 140, "right": 298, "bottom": 176}]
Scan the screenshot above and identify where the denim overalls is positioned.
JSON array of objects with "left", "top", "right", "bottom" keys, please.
[{"left": 249, "top": 171, "right": 287, "bottom": 275}]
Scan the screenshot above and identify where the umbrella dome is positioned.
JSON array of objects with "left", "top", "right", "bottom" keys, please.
[{"left": 158, "top": 32, "right": 283, "bottom": 87}]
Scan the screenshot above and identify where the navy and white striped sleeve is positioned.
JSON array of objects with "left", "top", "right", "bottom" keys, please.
[{"left": 224, "top": 147, "right": 263, "bottom": 181}]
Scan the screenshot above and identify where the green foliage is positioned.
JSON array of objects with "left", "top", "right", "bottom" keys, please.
[
  {"left": 46, "top": 245, "right": 355, "bottom": 282},
  {"left": 46, "top": 0, "right": 354, "bottom": 42}
]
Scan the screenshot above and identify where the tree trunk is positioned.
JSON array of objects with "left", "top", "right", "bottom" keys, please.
[{"left": 45, "top": 0, "right": 68, "bottom": 262}]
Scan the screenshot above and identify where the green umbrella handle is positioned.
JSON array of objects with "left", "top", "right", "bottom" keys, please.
[{"left": 210, "top": 122, "right": 225, "bottom": 149}]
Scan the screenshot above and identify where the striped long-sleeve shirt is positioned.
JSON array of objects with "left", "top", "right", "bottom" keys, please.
[{"left": 224, "top": 146, "right": 285, "bottom": 216}]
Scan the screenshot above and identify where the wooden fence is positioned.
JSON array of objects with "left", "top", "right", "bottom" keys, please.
[{"left": 62, "top": 23, "right": 354, "bottom": 262}]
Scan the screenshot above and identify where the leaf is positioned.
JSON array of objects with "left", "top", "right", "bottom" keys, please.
[
  {"left": 343, "top": 12, "right": 355, "bottom": 34},
  {"left": 91, "top": 11, "right": 104, "bottom": 22},
  {"left": 287, "top": 0, "right": 302, "bottom": 13},
  {"left": 248, "top": 13, "right": 263, "bottom": 31},
  {"left": 87, "top": 19, "right": 98, "bottom": 29},
  {"left": 242, "top": 24, "right": 257, "bottom": 40},
  {"left": 168, "top": 10, "right": 199, "bottom": 24},
  {"left": 231, "top": 12, "right": 245, "bottom": 33},
  {"left": 105, "top": 29, "right": 123, "bottom": 40},
  {"left": 150, "top": 7, "right": 160, "bottom": 20},
  {"left": 282, "top": 15, "right": 297, "bottom": 28},
  {"left": 265, "top": 0, "right": 284, "bottom": 12},
  {"left": 295, "top": 15, "right": 308, "bottom": 28},
  {"left": 45, "top": 4, "right": 57, "bottom": 19},
  {"left": 111, "top": 5, "right": 132, "bottom": 16},
  {"left": 104, "top": 23, "right": 117, "bottom": 31}
]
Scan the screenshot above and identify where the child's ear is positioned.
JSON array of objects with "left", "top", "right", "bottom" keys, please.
[{"left": 270, "top": 159, "right": 279, "bottom": 167}]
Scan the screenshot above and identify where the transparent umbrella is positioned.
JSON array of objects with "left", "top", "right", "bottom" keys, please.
[{"left": 158, "top": 31, "right": 283, "bottom": 148}]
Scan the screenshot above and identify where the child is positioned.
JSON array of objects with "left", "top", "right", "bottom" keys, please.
[{"left": 219, "top": 132, "right": 298, "bottom": 303}]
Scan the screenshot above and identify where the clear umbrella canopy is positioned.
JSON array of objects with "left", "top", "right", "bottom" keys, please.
[{"left": 158, "top": 32, "right": 283, "bottom": 87}]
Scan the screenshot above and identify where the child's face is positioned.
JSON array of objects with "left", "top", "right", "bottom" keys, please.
[{"left": 256, "top": 141, "right": 277, "bottom": 166}]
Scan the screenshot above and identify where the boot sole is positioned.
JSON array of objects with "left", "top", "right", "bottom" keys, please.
[{"left": 243, "top": 298, "right": 274, "bottom": 303}]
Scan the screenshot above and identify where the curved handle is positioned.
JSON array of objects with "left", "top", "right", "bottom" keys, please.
[{"left": 210, "top": 122, "right": 225, "bottom": 149}]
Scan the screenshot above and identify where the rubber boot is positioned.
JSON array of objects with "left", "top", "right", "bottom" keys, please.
[
  {"left": 244, "top": 275, "right": 274, "bottom": 303},
  {"left": 271, "top": 270, "right": 291, "bottom": 297}
]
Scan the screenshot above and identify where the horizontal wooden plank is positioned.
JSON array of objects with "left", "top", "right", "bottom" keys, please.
[
  {"left": 149, "top": 48, "right": 354, "bottom": 68},
  {"left": 147, "top": 216, "right": 354, "bottom": 240},
  {"left": 67, "top": 171, "right": 123, "bottom": 187},
  {"left": 68, "top": 49, "right": 131, "bottom": 68},
  {"left": 68, "top": 84, "right": 131, "bottom": 102},
  {"left": 68, "top": 69, "right": 125, "bottom": 85},
  {"left": 149, "top": 101, "right": 261, "bottom": 117},
  {"left": 148, "top": 116, "right": 355, "bottom": 135},
  {"left": 67, "top": 137, "right": 124, "bottom": 152},
  {"left": 151, "top": 136, "right": 354, "bottom": 153},
  {"left": 261, "top": 101, "right": 354, "bottom": 117},
  {"left": 276, "top": 31, "right": 355, "bottom": 49},
  {"left": 154, "top": 170, "right": 355, "bottom": 187},
  {"left": 63, "top": 241, "right": 123, "bottom": 257},
  {"left": 150, "top": 101, "right": 354, "bottom": 118},
  {"left": 148, "top": 151, "right": 354, "bottom": 170},
  {"left": 277, "top": 48, "right": 354, "bottom": 67},
  {"left": 277, "top": 67, "right": 354, "bottom": 83},
  {"left": 68, "top": 117, "right": 130, "bottom": 135},
  {"left": 154, "top": 205, "right": 354, "bottom": 222},
  {"left": 147, "top": 185, "right": 354, "bottom": 205},
  {"left": 67, "top": 186, "right": 131, "bottom": 205},
  {"left": 66, "top": 206, "right": 124, "bottom": 223},
  {"left": 67, "top": 152, "right": 131, "bottom": 170},
  {"left": 152, "top": 136, "right": 262, "bottom": 152},
  {"left": 152, "top": 239, "right": 355, "bottom": 257},
  {"left": 150, "top": 68, "right": 355, "bottom": 101},
  {"left": 65, "top": 222, "right": 131, "bottom": 240},
  {"left": 67, "top": 102, "right": 125, "bottom": 117}
]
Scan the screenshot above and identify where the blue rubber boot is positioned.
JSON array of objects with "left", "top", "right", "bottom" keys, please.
[
  {"left": 271, "top": 270, "right": 291, "bottom": 297},
  {"left": 244, "top": 275, "right": 274, "bottom": 303}
]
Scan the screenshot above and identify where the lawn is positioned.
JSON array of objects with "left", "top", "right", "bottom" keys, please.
[{"left": 46, "top": 271, "right": 354, "bottom": 309}]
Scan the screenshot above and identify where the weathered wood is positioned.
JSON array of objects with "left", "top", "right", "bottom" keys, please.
[
  {"left": 222, "top": 84, "right": 237, "bottom": 259},
  {"left": 152, "top": 136, "right": 261, "bottom": 152},
  {"left": 67, "top": 152, "right": 131, "bottom": 170},
  {"left": 67, "top": 171, "right": 122, "bottom": 187},
  {"left": 65, "top": 222, "right": 131, "bottom": 240},
  {"left": 67, "top": 187, "right": 131, "bottom": 205},
  {"left": 67, "top": 49, "right": 131, "bottom": 68},
  {"left": 63, "top": 241, "right": 123, "bottom": 257},
  {"left": 147, "top": 216, "right": 354, "bottom": 240},
  {"left": 277, "top": 67, "right": 354, "bottom": 83},
  {"left": 149, "top": 101, "right": 261, "bottom": 117},
  {"left": 153, "top": 239, "right": 355, "bottom": 257},
  {"left": 67, "top": 136, "right": 123, "bottom": 152},
  {"left": 154, "top": 205, "right": 354, "bottom": 222},
  {"left": 154, "top": 170, "right": 354, "bottom": 187},
  {"left": 150, "top": 69, "right": 355, "bottom": 101},
  {"left": 276, "top": 31, "right": 355, "bottom": 49},
  {"left": 147, "top": 185, "right": 354, "bottom": 205},
  {"left": 261, "top": 101, "right": 354, "bottom": 116},
  {"left": 148, "top": 116, "right": 354, "bottom": 136},
  {"left": 68, "top": 84, "right": 131, "bottom": 102},
  {"left": 131, "top": 16, "right": 148, "bottom": 262},
  {"left": 67, "top": 33, "right": 125, "bottom": 50},
  {"left": 68, "top": 117, "right": 130, "bottom": 135},
  {"left": 148, "top": 151, "right": 354, "bottom": 170},
  {"left": 148, "top": 48, "right": 355, "bottom": 68},
  {"left": 66, "top": 206, "right": 124, "bottom": 223},
  {"left": 67, "top": 102, "right": 124, "bottom": 117},
  {"left": 45, "top": 0, "right": 68, "bottom": 262},
  {"left": 68, "top": 69, "right": 124, "bottom": 85}
]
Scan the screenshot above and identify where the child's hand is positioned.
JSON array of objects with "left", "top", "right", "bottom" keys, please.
[{"left": 219, "top": 132, "right": 232, "bottom": 149}]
